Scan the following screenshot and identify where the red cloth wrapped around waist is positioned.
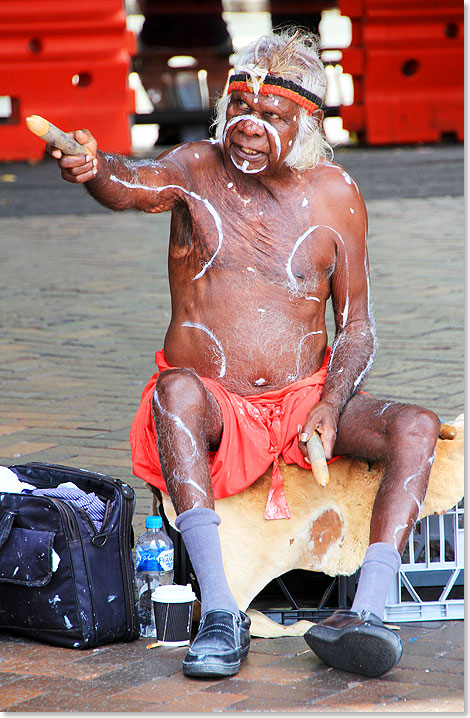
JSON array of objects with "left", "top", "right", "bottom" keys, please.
[{"left": 130, "top": 347, "right": 334, "bottom": 519}]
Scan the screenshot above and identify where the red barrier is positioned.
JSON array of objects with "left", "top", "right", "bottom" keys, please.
[
  {"left": 1, "top": 57, "right": 135, "bottom": 160},
  {"left": 0, "top": 0, "right": 136, "bottom": 160},
  {"left": 339, "top": 0, "right": 464, "bottom": 144}
]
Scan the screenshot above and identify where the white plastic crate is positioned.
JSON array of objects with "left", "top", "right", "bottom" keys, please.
[{"left": 384, "top": 500, "right": 464, "bottom": 622}]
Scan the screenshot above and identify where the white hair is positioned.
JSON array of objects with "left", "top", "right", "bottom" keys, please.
[{"left": 212, "top": 27, "right": 333, "bottom": 171}]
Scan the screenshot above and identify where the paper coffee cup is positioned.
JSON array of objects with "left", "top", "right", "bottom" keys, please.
[{"left": 151, "top": 583, "right": 196, "bottom": 646}]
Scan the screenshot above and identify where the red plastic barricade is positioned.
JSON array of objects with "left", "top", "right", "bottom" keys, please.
[
  {"left": 339, "top": 0, "right": 464, "bottom": 145},
  {"left": 0, "top": 0, "right": 136, "bottom": 160}
]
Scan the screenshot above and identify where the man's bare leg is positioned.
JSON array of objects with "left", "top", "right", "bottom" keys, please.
[
  {"left": 334, "top": 393, "right": 440, "bottom": 554},
  {"left": 152, "top": 367, "right": 250, "bottom": 677},
  {"left": 304, "top": 393, "right": 440, "bottom": 676}
]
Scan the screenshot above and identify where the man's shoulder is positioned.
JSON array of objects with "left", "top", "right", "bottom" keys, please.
[
  {"left": 315, "top": 157, "right": 358, "bottom": 185},
  {"left": 310, "top": 158, "right": 363, "bottom": 203}
]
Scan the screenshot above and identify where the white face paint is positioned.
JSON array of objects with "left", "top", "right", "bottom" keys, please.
[
  {"left": 223, "top": 114, "right": 282, "bottom": 161},
  {"left": 181, "top": 322, "right": 227, "bottom": 377},
  {"left": 109, "top": 175, "right": 223, "bottom": 281},
  {"left": 232, "top": 157, "right": 267, "bottom": 174},
  {"left": 230, "top": 157, "right": 268, "bottom": 175}
]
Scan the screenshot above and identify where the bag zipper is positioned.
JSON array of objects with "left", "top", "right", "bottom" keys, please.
[
  {"left": 48, "top": 497, "right": 80, "bottom": 541},
  {"left": 117, "top": 482, "right": 139, "bottom": 639}
]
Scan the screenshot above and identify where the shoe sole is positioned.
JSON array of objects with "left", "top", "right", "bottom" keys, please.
[
  {"left": 304, "top": 623, "right": 402, "bottom": 678},
  {"left": 182, "top": 645, "right": 249, "bottom": 678}
]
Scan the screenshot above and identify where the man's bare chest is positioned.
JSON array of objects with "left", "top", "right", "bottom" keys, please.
[{"left": 169, "top": 187, "right": 339, "bottom": 290}]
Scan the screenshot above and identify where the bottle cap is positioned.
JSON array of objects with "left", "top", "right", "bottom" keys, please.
[{"left": 146, "top": 515, "right": 163, "bottom": 529}]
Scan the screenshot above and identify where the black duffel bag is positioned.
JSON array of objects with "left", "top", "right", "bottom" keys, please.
[{"left": 0, "top": 463, "right": 140, "bottom": 649}]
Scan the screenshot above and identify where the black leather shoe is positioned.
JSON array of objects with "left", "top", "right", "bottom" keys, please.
[
  {"left": 182, "top": 610, "right": 251, "bottom": 678},
  {"left": 304, "top": 609, "right": 403, "bottom": 678}
]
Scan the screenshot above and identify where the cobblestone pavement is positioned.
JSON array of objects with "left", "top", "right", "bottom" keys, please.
[{"left": 0, "top": 145, "right": 464, "bottom": 711}]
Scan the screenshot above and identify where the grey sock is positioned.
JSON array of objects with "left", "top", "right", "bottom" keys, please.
[
  {"left": 175, "top": 507, "right": 239, "bottom": 618},
  {"left": 351, "top": 542, "right": 401, "bottom": 620}
]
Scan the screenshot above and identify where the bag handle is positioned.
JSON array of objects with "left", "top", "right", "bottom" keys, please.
[{"left": 0, "top": 512, "right": 16, "bottom": 549}]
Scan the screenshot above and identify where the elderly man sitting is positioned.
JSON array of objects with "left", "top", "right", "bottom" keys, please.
[{"left": 50, "top": 27, "right": 440, "bottom": 679}]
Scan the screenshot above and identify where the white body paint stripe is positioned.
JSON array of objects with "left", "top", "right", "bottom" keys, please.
[
  {"left": 181, "top": 322, "right": 227, "bottom": 378},
  {"left": 289, "top": 330, "right": 323, "bottom": 381},
  {"left": 109, "top": 175, "right": 223, "bottom": 281},
  {"left": 153, "top": 391, "right": 199, "bottom": 462},
  {"left": 285, "top": 225, "right": 320, "bottom": 290}
]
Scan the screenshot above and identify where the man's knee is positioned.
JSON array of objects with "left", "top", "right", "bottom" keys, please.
[
  {"left": 386, "top": 405, "right": 441, "bottom": 456},
  {"left": 154, "top": 368, "right": 207, "bottom": 415}
]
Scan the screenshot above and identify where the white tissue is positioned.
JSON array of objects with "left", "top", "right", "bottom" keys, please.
[{"left": 0, "top": 466, "right": 35, "bottom": 493}]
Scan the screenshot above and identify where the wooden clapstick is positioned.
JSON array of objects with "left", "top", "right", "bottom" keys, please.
[
  {"left": 306, "top": 432, "right": 329, "bottom": 487},
  {"left": 26, "top": 115, "right": 87, "bottom": 155},
  {"left": 439, "top": 423, "right": 457, "bottom": 440}
]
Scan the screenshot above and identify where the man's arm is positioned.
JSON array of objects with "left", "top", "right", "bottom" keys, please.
[
  {"left": 299, "top": 179, "right": 376, "bottom": 460},
  {"left": 48, "top": 129, "right": 185, "bottom": 214}
]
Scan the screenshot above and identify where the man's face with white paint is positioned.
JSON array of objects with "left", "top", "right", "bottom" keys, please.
[{"left": 224, "top": 91, "right": 299, "bottom": 175}]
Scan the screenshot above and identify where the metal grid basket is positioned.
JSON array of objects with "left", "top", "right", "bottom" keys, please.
[{"left": 384, "top": 500, "right": 464, "bottom": 622}]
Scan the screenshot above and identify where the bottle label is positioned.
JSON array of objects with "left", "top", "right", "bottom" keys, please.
[
  {"left": 157, "top": 549, "right": 174, "bottom": 572},
  {"left": 136, "top": 547, "right": 174, "bottom": 572}
]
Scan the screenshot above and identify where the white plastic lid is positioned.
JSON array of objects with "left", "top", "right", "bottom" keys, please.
[{"left": 151, "top": 583, "right": 196, "bottom": 604}]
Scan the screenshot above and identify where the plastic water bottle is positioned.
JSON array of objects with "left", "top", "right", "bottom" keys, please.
[{"left": 135, "top": 516, "right": 174, "bottom": 637}]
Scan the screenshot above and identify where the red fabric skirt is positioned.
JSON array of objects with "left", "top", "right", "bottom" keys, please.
[{"left": 130, "top": 347, "right": 332, "bottom": 519}]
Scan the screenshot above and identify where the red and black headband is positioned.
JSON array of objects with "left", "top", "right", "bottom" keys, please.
[{"left": 226, "top": 73, "right": 323, "bottom": 115}]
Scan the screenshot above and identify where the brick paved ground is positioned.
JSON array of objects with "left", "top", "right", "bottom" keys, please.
[{"left": 0, "top": 145, "right": 464, "bottom": 711}]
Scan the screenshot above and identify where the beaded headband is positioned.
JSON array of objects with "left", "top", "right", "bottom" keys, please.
[{"left": 226, "top": 73, "right": 323, "bottom": 115}]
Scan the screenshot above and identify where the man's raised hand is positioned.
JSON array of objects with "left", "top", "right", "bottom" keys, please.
[{"left": 47, "top": 129, "right": 98, "bottom": 184}]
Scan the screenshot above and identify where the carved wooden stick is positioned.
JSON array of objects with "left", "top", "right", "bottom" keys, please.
[
  {"left": 26, "top": 115, "right": 86, "bottom": 155},
  {"left": 306, "top": 432, "right": 330, "bottom": 487},
  {"left": 439, "top": 423, "right": 457, "bottom": 440}
]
